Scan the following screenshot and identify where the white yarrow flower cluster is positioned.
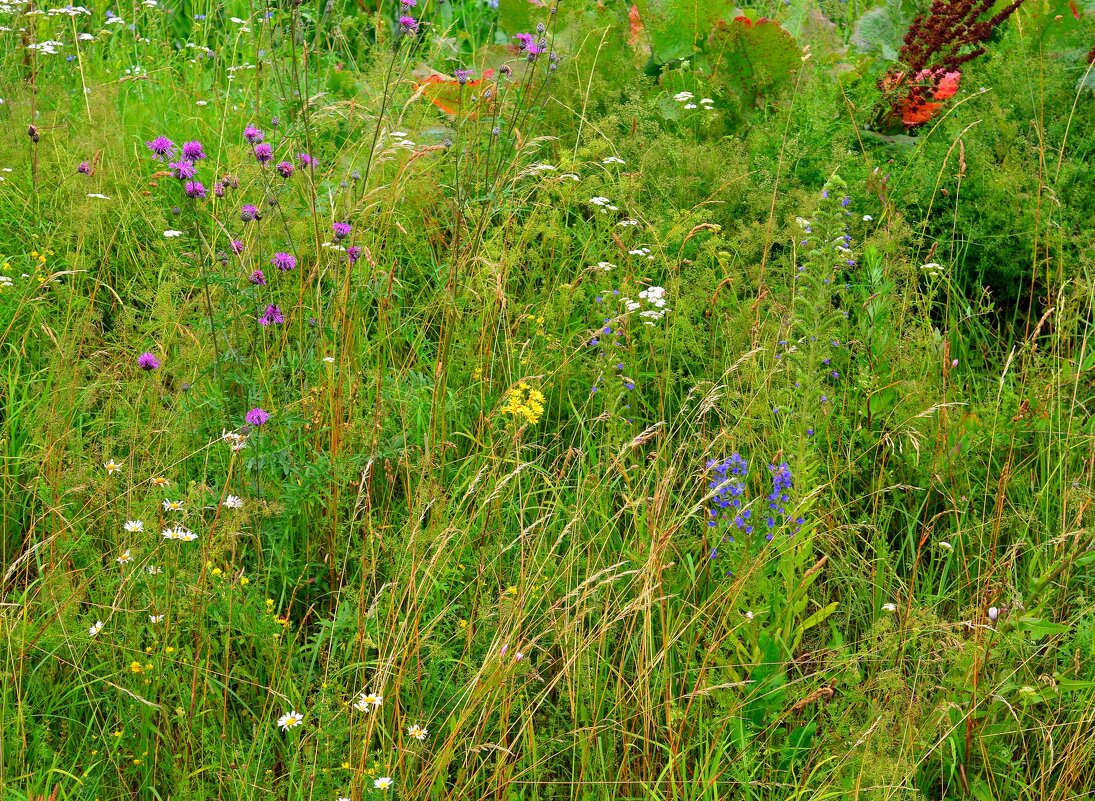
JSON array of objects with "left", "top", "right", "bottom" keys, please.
[{"left": 589, "top": 196, "right": 618, "bottom": 213}]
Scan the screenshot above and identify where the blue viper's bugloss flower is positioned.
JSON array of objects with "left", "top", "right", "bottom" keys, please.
[{"left": 707, "top": 454, "right": 748, "bottom": 537}]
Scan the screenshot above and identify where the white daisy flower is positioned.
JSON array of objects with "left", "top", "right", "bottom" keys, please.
[
  {"left": 104, "top": 459, "right": 123, "bottom": 474},
  {"left": 149, "top": 614, "right": 164, "bottom": 623},
  {"left": 223, "top": 495, "right": 243, "bottom": 509},
  {"left": 374, "top": 777, "right": 393, "bottom": 790},
  {"left": 124, "top": 520, "right": 144, "bottom": 533},
  {"left": 147, "top": 565, "right": 162, "bottom": 575},
  {"left": 882, "top": 603, "right": 898, "bottom": 613},
  {"left": 116, "top": 549, "right": 133, "bottom": 565},
  {"left": 175, "top": 529, "right": 198, "bottom": 542},
  {"left": 89, "top": 620, "right": 104, "bottom": 636},
  {"left": 407, "top": 723, "right": 428, "bottom": 740},
  {"left": 277, "top": 711, "right": 304, "bottom": 730},
  {"left": 354, "top": 692, "right": 382, "bottom": 712},
  {"left": 162, "top": 499, "right": 184, "bottom": 512}
]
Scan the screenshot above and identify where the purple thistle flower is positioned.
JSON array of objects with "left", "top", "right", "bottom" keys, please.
[
  {"left": 271, "top": 252, "right": 296, "bottom": 271},
  {"left": 168, "top": 160, "right": 197, "bottom": 180},
  {"left": 454, "top": 69, "right": 473, "bottom": 85},
  {"left": 249, "top": 269, "right": 266, "bottom": 285},
  {"left": 331, "top": 222, "right": 351, "bottom": 240},
  {"left": 400, "top": 0, "right": 416, "bottom": 5},
  {"left": 214, "top": 182, "right": 226, "bottom": 198},
  {"left": 253, "top": 143, "right": 273, "bottom": 164},
  {"left": 297, "top": 152, "right": 316, "bottom": 167},
  {"left": 145, "top": 136, "right": 176, "bottom": 160},
  {"left": 347, "top": 246, "right": 362, "bottom": 264},
  {"left": 77, "top": 161, "right": 92, "bottom": 175},
  {"left": 243, "top": 125, "right": 264, "bottom": 144},
  {"left": 259, "top": 304, "right": 284, "bottom": 326},
  {"left": 245, "top": 407, "right": 270, "bottom": 427},
  {"left": 276, "top": 160, "right": 294, "bottom": 178},
  {"left": 137, "top": 352, "right": 161, "bottom": 371},
  {"left": 398, "top": 14, "right": 418, "bottom": 34},
  {"left": 181, "top": 140, "right": 206, "bottom": 161},
  {"left": 184, "top": 181, "right": 207, "bottom": 199},
  {"left": 241, "top": 204, "right": 260, "bottom": 222},
  {"left": 231, "top": 239, "right": 245, "bottom": 255}
]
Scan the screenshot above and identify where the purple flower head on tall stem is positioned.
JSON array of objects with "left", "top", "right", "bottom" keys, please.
[
  {"left": 137, "top": 352, "right": 161, "bottom": 371},
  {"left": 454, "top": 68, "right": 473, "bottom": 85},
  {"left": 145, "top": 136, "right": 175, "bottom": 160},
  {"left": 297, "top": 152, "right": 316, "bottom": 167},
  {"left": 169, "top": 160, "right": 196, "bottom": 180},
  {"left": 399, "top": 14, "right": 418, "bottom": 34},
  {"left": 182, "top": 140, "right": 206, "bottom": 161},
  {"left": 259, "top": 304, "right": 284, "bottom": 326},
  {"left": 245, "top": 407, "right": 269, "bottom": 427},
  {"left": 231, "top": 239, "right": 244, "bottom": 255},
  {"left": 249, "top": 269, "right": 266, "bottom": 285},
  {"left": 347, "top": 246, "right": 362, "bottom": 264},
  {"left": 78, "top": 161, "right": 92, "bottom": 175},
  {"left": 253, "top": 143, "right": 273, "bottom": 164},
  {"left": 241, "top": 204, "right": 260, "bottom": 222},
  {"left": 184, "top": 181, "right": 207, "bottom": 199},
  {"left": 331, "top": 222, "right": 351, "bottom": 240},
  {"left": 243, "top": 125, "right": 264, "bottom": 144},
  {"left": 276, "top": 160, "right": 294, "bottom": 178},
  {"left": 271, "top": 252, "right": 296, "bottom": 272}
]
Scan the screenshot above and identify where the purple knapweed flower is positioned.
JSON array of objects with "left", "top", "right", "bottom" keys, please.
[
  {"left": 231, "top": 239, "right": 244, "bottom": 255},
  {"left": 347, "top": 246, "right": 362, "bottom": 264},
  {"left": 271, "top": 252, "right": 296, "bottom": 271},
  {"left": 398, "top": 14, "right": 418, "bottom": 34},
  {"left": 182, "top": 140, "right": 206, "bottom": 161},
  {"left": 241, "top": 204, "right": 260, "bottom": 222},
  {"left": 169, "top": 160, "right": 196, "bottom": 180},
  {"left": 145, "top": 136, "right": 175, "bottom": 160},
  {"left": 297, "top": 152, "right": 316, "bottom": 167},
  {"left": 400, "top": 0, "right": 416, "bottom": 5},
  {"left": 276, "top": 160, "right": 294, "bottom": 178},
  {"left": 259, "top": 304, "right": 284, "bottom": 326},
  {"left": 243, "top": 125, "right": 264, "bottom": 144},
  {"left": 214, "top": 182, "right": 226, "bottom": 198},
  {"left": 253, "top": 143, "right": 273, "bottom": 164},
  {"left": 184, "top": 181, "right": 207, "bottom": 199},
  {"left": 77, "top": 161, "right": 91, "bottom": 175},
  {"left": 137, "top": 352, "right": 161, "bottom": 371},
  {"left": 454, "top": 69, "right": 473, "bottom": 85},
  {"left": 249, "top": 269, "right": 266, "bottom": 285},
  {"left": 331, "top": 222, "right": 351, "bottom": 240},
  {"left": 245, "top": 407, "right": 270, "bottom": 427}
]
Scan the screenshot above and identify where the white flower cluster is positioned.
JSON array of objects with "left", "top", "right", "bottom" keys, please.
[
  {"left": 672, "top": 90, "right": 715, "bottom": 111},
  {"left": 589, "top": 196, "right": 619, "bottom": 213},
  {"left": 621, "top": 285, "right": 669, "bottom": 327}
]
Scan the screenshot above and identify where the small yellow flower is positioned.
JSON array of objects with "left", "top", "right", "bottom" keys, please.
[
  {"left": 166, "top": 646, "right": 175, "bottom": 653},
  {"left": 112, "top": 730, "right": 122, "bottom": 738},
  {"left": 211, "top": 567, "right": 222, "bottom": 576},
  {"left": 505, "top": 585, "right": 518, "bottom": 596},
  {"left": 129, "top": 661, "right": 143, "bottom": 673},
  {"left": 458, "top": 619, "right": 468, "bottom": 629},
  {"left": 240, "top": 576, "right": 250, "bottom": 586},
  {"left": 341, "top": 761, "right": 351, "bottom": 770}
]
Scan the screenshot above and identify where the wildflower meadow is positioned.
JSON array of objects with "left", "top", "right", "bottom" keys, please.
[{"left": 1, "top": 0, "right": 1094, "bottom": 799}]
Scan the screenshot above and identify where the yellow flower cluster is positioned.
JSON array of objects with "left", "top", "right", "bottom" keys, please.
[{"left": 500, "top": 382, "right": 545, "bottom": 425}]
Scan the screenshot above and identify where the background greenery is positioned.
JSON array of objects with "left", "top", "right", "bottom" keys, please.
[{"left": 0, "top": 0, "right": 1093, "bottom": 799}]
